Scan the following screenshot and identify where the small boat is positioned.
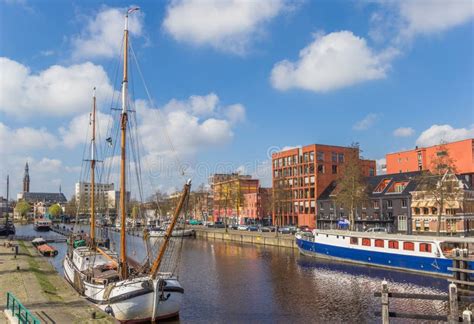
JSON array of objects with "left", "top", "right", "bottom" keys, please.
[
  {"left": 34, "top": 218, "right": 52, "bottom": 231},
  {"left": 37, "top": 244, "right": 58, "bottom": 257},
  {"left": 31, "top": 237, "right": 46, "bottom": 247},
  {"left": 0, "top": 221, "right": 15, "bottom": 236},
  {"left": 149, "top": 228, "right": 194, "bottom": 238},
  {"left": 296, "top": 229, "right": 474, "bottom": 278}
]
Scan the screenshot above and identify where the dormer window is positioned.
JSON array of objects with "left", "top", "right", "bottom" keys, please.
[
  {"left": 387, "top": 181, "right": 409, "bottom": 193},
  {"left": 374, "top": 179, "right": 391, "bottom": 193}
]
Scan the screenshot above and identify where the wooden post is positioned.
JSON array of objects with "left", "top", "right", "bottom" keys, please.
[
  {"left": 381, "top": 280, "right": 390, "bottom": 324},
  {"left": 463, "top": 309, "right": 472, "bottom": 324},
  {"left": 448, "top": 283, "right": 459, "bottom": 324}
]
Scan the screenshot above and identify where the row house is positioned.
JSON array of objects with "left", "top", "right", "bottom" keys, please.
[
  {"left": 317, "top": 172, "right": 421, "bottom": 233},
  {"left": 411, "top": 172, "right": 474, "bottom": 235}
]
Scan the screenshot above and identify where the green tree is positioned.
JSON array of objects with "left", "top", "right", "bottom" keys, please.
[
  {"left": 271, "top": 179, "right": 292, "bottom": 235},
  {"left": 48, "top": 204, "right": 62, "bottom": 219},
  {"left": 65, "top": 195, "right": 77, "bottom": 216},
  {"left": 334, "top": 146, "right": 368, "bottom": 231},
  {"left": 15, "top": 200, "right": 31, "bottom": 220},
  {"left": 417, "top": 143, "right": 460, "bottom": 236}
]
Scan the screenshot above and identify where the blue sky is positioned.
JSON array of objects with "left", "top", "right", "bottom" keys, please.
[{"left": 0, "top": 0, "right": 473, "bottom": 199}]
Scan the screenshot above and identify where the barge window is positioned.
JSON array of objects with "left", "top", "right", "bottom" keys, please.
[
  {"left": 420, "top": 243, "right": 432, "bottom": 253},
  {"left": 374, "top": 239, "right": 384, "bottom": 248},
  {"left": 350, "top": 237, "right": 358, "bottom": 245},
  {"left": 362, "top": 238, "right": 371, "bottom": 246},
  {"left": 388, "top": 240, "right": 399, "bottom": 249},
  {"left": 403, "top": 242, "right": 414, "bottom": 251}
]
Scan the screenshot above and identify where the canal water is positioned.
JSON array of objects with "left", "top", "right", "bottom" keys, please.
[{"left": 16, "top": 224, "right": 449, "bottom": 323}]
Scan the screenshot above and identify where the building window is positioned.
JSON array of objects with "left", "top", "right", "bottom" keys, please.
[
  {"left": 310, "top": 151, "right": 314, "bottom": 162},
  {"left": 317, "top": 151, "right": 324, "bottom": 161},
  {"left": 387, "top": 200, "right": 393, "bottom": 208},
  {"left": 338, "top": 153, "right": 345, "bottom": 163},
  {"left": 369, "top": 168, "right": 375, "bottom": 176},
  {"left": 403, "top": 242, "right": 414, "bottom": 251},
  {"left": 373, "top": 200, "right": 379, "bottom": 209},
  {"left": 374, "top": 239, "right": 384, "bottom": 248},
  {"left": 388, "top": 240, "right": 399, "bottom": 249},
  {"left": 362, "top": 238, "right": 371, "bottom": 246},
  {"left": 318, "top": 165, "right": 325, "bottom": 174},
  {"left": 401, "top": 199, "right": 407, "bottom": 208},
  {"left": 420, "top": 243, "right": 432, "bottom": 253},
  {"left": 332, "top": 152, "right": 337, "bottom": 162},
  {"left": 350, "top": 237, "right": 358, "bottom": 245},
  {"left": 319, "top": 202, "right": 324, "bottom": 210},
  {"left": 332, "top": 165, "right": 338, "bottom": 174}
]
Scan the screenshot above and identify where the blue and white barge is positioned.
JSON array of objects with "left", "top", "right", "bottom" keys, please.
[{"left": 296, "top": 230, "right": 474, "bottom": 277}]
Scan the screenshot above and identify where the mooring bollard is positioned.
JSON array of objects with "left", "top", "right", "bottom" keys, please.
[
  {"left": 463, "top": 309, "right": 472, "bottom": 324},
  {"left": 91, "top": 311, "right": 96, "bottom": 319},
  {"left": 381, "top": 280, "right": 389, "bottom": 324},
  {"left": 448, "top": 283, "right": 459, "bottom": 324}
]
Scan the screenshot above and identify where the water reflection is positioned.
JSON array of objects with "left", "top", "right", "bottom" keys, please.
[{"left": 15, "top": 225, "right": 448, "bottom": 323}]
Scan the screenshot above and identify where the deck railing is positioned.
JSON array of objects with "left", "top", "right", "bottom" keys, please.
[{"left": 6, "top": 292, "right": 40, "bottom": 324}]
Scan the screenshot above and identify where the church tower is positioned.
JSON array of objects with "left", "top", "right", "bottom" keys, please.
[{"left": 23, "top": 162, "right": 30, "bottom": 193}]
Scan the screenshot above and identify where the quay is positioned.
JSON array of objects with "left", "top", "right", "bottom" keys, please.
[
  {"left": 191, "top": 227, "right": 298, "bottom": 249},
  {"left": 0, "top": 238, "right": 113, "bottom": 323}
]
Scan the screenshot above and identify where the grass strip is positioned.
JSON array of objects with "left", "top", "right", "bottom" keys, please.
[{"left": 18, "top": 240, "right": 62, "bottom": 302}]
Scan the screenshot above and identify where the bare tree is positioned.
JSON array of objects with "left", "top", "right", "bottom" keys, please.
[
  {"left": 417, "top": 143, "right": 460, "bottom": 236},
  {"left": 334, "top": 146, "right": 368, "bottom": 231}
]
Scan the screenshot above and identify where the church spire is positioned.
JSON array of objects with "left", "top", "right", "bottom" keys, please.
[{"left": 23, "top": 162, "right": 30, "bottom": 193}]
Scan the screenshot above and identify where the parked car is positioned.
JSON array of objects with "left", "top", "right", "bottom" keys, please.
[
  {"left": 259, "top": 226, "right": 275, "bottom": 233},
  {"left": 287, "top": 226, "right": 298, "bottom": 234},
  {"left": 247, "top": 225, "right": 258, "bottom": 232},
  {"left": 277, "top": 227, "right": 290, "bottom": 234},
  {"left": 230, "top": 224, "right": 239, "bottom": 230},
  {"left": 214, "top": 221, "right": 226, "bottom": 228},
  {"left": 189, "top": 219, "right": 203, "bottom": 225},
  {"left": 365, "top": 227, "right": 387, "bottom": 233},
  {"left": 206, "top": 222, "right": 215, "bottom": 228},
  {"left": 237, "top": 225, "right": 249, "bottom": 231},
  {"left": 298, "top": 226, "right": 314, "bottom": 233}
]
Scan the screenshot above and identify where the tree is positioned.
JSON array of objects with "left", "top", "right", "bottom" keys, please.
[
  {"left": 417, "top": 143, "right": 460, "bottom": 236},
  {"left": 65, "top": 195, "right": 78, "bottom": 216},
  {"left": 334, "top": 146, "right": 368, "bottom": 231},
  {"left": 271, "top": 179, "right": 292, "bottom": 235},
  {"left": 48, "top": 204, "right": 62, "bottom": 219},
  {"left": 15, "top": 200, "right": 30, "bottom": 220}
]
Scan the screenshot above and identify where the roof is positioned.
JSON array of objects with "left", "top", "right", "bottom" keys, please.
[
  {"left": 318, "top": 171, "right": 423, "bottom": 200},
  {"left": 22, "top": 192, "right": 67, "bottom": 203}
]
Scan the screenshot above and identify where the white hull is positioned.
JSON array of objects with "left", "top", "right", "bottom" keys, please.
[
  {"left": 63, "top": 249, "right": 183, "bottom": 322},
  {"left": 149, "top": 229, "right": 194, "bottom": 237}
]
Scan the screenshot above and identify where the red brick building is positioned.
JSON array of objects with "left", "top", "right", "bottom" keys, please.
[
  {"left": 242, "top": 188, "right": 272, "bottom": 224},
  {"left": 211, "top": 173, "right": 259, "bottom": 224},
  {"left": 386, "top": 139, "right": 474, "bottom": 176},
  {"left": 272, "top": 144, "right": 376, "bottom": 228}
]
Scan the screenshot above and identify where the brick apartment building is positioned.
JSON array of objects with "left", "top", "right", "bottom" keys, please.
[
  {"left": 242, "top": 188, "right": 272, "bottom": 225},
  {"left": 272, "top": 144, "right": 376, "bottom": 228},
  {"left": 386, "top": 139, "right": 474, "bottom": 181},
  {"left": 210, "top": 173, "right": 259, "bottom": 224}
]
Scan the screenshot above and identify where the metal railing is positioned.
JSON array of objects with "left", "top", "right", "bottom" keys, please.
[{"left": 6, "top": 292, "right": 40, "bottom": 324}]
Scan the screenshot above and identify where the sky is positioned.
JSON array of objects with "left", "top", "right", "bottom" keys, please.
[{"left": 0, "top": 0, "right": 473, "bottom": 200}]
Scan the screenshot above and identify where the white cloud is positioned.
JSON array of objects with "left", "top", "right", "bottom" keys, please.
[
  {"left": 271, "top": 31, "right": 392, "bottom": 92},
  {"left": 393, "top": 127, "right": 414, "bottom": 137},
  {"left": 71, "top": 7, "right": 144, "bottom": 60},
  {"left": 59, "top": 111, "right": 113, "bottom": 149},
  {"left": 162, "top": 0, "right": 289, "bottom": 54},
  {"left": 0, "top": 122, "right": 58, "bottom": 155},
  {"left": 138, "top": 93, "right": 245, "bottom": 158},
  {"left": 225, "top": 104, "right": 246, "bottom": 124},
  {"left": 353, "top": 113, "right": 379, "bottom": 131},
  {"left": 0, "top": 57, "right": 114, "bottom": 117},
  {"left": 398, "top": 0, "right": 474, "bottom": 39},
  {"left": 416, "top": 124, "right": 474, "bottom": 147}
]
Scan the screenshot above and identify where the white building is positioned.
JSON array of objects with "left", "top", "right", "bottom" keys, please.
[{"left": 75, "top": 182, "right": 114, "bottom": 204}]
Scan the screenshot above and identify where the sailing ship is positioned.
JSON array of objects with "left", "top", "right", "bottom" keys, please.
[{"left": 63, "top": 8, "right": 191, "bottom": 322}]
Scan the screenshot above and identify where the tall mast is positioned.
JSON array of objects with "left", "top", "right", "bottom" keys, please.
[
  {"left": 90, "top": 87, "right": 96, "bottom": 245},
  {"left": 119, "top": 7, "right": 139, "bottom": 280}
]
